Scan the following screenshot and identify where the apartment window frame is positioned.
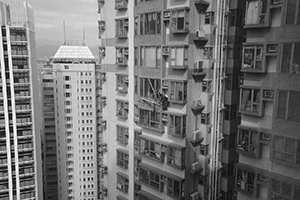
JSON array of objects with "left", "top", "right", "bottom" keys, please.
[
  {"left": 170, "top": 8, "right": 189, "bottom": 33},
  {"left": 116, "top": 74, "right": 129, "bottom": 93},
  {"left": 116, "top": 172, "right": 129, "bottom": 193},
  {"left": 205, "top": 11, "right": 215, "bottom": 24},
  {"left": 116, "top": 100, "right": 129, "bottom": 119},
  {"left": 240, "top": 87, "right": 263, "bottom": 116},
  {"left": 236, "top": 168, "right": 257, "bottom": 196},
  {"left": 139, "top": 108, "right": 162, "bottom": 131},
  {"left": 277, "top": 90, "right": 300, "bottom": 122},
  {"left": 167, "top": 178, "right": 185, "bottom": 199},
  {"left": 115, "top": 18, "right": 128, "bottom": 38},
  {"left": 139, "top": 166, "right": 164, "bottom": 192},
  {"left": 170, "top": 46, "right": 188, "bottom": 69},
  {"left": 116, "top": 149, "right": 129, "bottom": 169},
  {"left": 242, "top": 45, "right": 265, "bottom": 72},
  {"left": 271, "top": 178, "right": 300, "bottom": 200},
  {"left": 201, "top": 113, "right": 210, "bottom": 125},
  {"left": 168, "top": 113, "right": 186, "bottom": 137},
  {"left": 116, "top": 125, "right": 129, "bottom": 145},
  {"left": 139, "top": 137, "right": 166, "bottom": 163},
  {"left": 169, "top": 80, "right": 187, "bottom": 104},
  {"left": 167, "top": 145, "right": 186, "bottom": 169},
  {"left": 116, "top": 47, "right": 129, "bottom": 65},
  {"left": 139, "top": 46, "right": 162, "bottom": 68},
  {"left": 284, "top": 0, "right": 300, "bottom": 25},
  {"left": 139, "top": 77, "right": 161, "bottom": 101},
  {"left": 237, "top": 127, "right": 260, "bottom": 157},
  {"left": 245, "top": 0, "right": 269, "bottom": 27},
  {"left": 202, "top": 80, "right": 212, "bottom": 92},
  {"left": 140, "top": 12, "right": 161, "bottom": 35}
]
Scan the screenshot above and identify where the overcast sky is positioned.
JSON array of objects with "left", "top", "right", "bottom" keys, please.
[{"left": 26, "top": 0, "right": 99, "bottom": 46}]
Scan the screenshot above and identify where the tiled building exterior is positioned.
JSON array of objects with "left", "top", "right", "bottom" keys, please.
[
  {"left": 96, "top": 0, "right": 246, "bottom": 200},
  {"left": 0, "top": 0, "right": 43, "bottom": 199}
]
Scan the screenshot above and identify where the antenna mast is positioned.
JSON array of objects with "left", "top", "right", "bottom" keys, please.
[
  {"left": 83, "top": 22, "right": 86, "bottom": 45},
  {"left": 63, "top": 21, "right": 66, "bottom": 44}
]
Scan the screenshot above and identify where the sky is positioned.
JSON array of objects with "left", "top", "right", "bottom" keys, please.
[{"left": 26, "top": 0, "right": 99, "bottom": 46}]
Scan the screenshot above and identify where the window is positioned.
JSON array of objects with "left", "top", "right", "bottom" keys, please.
[
  {"left": 139, "top": 108, "right": 162, "bottom": 131},
  {"left": 139, "top": 78, "right": 161, "bottom": 101},
  {"left": 139, "top": 166, "right": 164, "bottom": 192},
  {"left": 199, "top": 174, "right": 208, "bottom": 186},
  {"left": 141, "top": 12, "right": 161, "bottom": 35},
  {"left": 224, "top": 104, "right": 238, "bottom": 120},
  {"left": 171, "top": 9, "right": 189, "bottom": 32},
  {"left": 245, "top": 0, "right": 268, "bottom": 26},
  {"left": 203, "top": 47, "right": 213, "bottom": 59},
  {"left": 169, "top": 114, "right": 186, "bottom": 137},
  {"left": 205, "top": 11, "right": 215, "bottom": 24},
  {"left": 167, "top": 178, "right": 184, "bottom": 199},
  {"left": 281, "top": 43, "right": 300, "bottom": 74},
  {"left": 116, "top": 172, "right": 129, "bottom": 193},
  {"left": 200, "top": 144, "right": 209, "bottom": 155},
  {"left": 139, "top": 137, "right": 166, "bottom": 163},
  {"left": 116, "top": 100, "right": 128, "bottom": 119},
  {"left": 170, "top": 46, "right": 188, "bottom": 68},
  {"left": 139, "top": 46, "right": 161, "bottom": 68},
  {"left": 116, "top": 74, "right": 129, "bottom": 93},
  {"left": 64, "top": 76, "right": 70, "bottom": 81},
  {"left": 115, "top": 18, "right": 128, "bottom": 38},
  {"left": 242, "top": 45, "right": 264, "bottom": 72},
  {"left": 240, "top": 88, "right": 262, "bottom": 116},
  {"left": 134, "top": 17, "right": 138, "bottom": 36},
  {"left": 271, "top": 178, "right": 300, "bottom": 200},
  {"left": 201, "top": 113, "right": 210, "bottom": 124},
  {"left": 237, "top": 127, "right": 260, "bottom": 157},
  {"left": 277, "top": 90, "right": 300, "bottom": 122},
  {"left": 169, "top": 81, "right": 187, "bottom": 103},
  {"left": 116, "top": 149, "right": 129, "bottom": 169},
  {"left": 134, "top": 129, "right": 141, "bottom": 149},
  {"left": 167, "top": 145, "right": 185, "bottom": 169},
  {"left": 285, "top": 0, "right": 300, "bottom": 25},
  {"left": 134, "top": 157, "right": 141, "bottom": 175},
  {"left": 134, "top": 183, "right": 141, "bottom": 200},
  {"left": 236, "top": 168, "right": 256, "bottom": 196},
  {"left": 273, "top": 136, "right": 300, "bottom": 164},
  {"left": 116, "top": 47, "right": 128, "bottom": 65},
  {"left": 116, "top": 125, "right": 129, "bottom": 145}
]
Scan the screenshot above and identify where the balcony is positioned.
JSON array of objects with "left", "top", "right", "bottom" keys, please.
[
  {"left": 115, "top": 0, "right": 127, "bottom": 10},
  {"left": 191, "top": 99, "right": 205, "bottom": 115},
  {"left": 194, "top": 0, "right": 210, "bottom": 13},
  {"left": 193, "top": 29, "right": 208, "bottom": 47}
]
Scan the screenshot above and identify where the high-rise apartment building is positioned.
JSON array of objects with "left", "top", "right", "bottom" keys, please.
[
  {"left": 236, "top": 0, "right": 300, "bottom": 200},
  {"left": 0, "top": 0, "right": 43, "bottom": 199},
  {"left": 39, "top": 60, "right": 58, "bottom": 200},
  {"left": 97, "top": 0, "right": 244, "bottom": 200},
  {"left": 51, "top": 42, "right": 98, "bottom": 200}
]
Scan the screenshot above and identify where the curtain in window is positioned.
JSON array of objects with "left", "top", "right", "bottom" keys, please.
[
  {"left": 286, "top": 0, "right": 297, "bottom": 25},
  {"left": 174, "top": 149, "right": 181, "bottom": 166},
  {"left": 145, "top": 47, "right": 156, "bottom": 67},
  {"left": 176, "top": 48, "right": 184, "bottom": 66},
  {"left": 241, "top": 89, "right": 251, "bottom": 111},
  {"left": 281, "top": 44, "right": 292, "bottom": 73},
  {"left": 246, "top": 1, "right": 259, "bottom": 25},
  {"left": 288, "top": 91, "right": 300, "bottom": 122},
  {"left": 177, "top": 10, "right": 185, "bottom": 30}
]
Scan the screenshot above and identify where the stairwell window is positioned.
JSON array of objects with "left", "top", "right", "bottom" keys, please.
[
  {"left": 169, "top": 114, "right": 186, "bottom": 137},
  {"left": 281, "top": 43, "right": 300, "bottom": 74},
  {"left": 205, "top": 11, "right": 215, "bottom": 24},
  {"left": 273, "top": 136, "right": 300, "bottom": 164}
]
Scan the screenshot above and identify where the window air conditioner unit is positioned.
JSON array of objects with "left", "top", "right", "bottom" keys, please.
[
  {"left": 194, "top": 60, "right": 203, "bottom": 72},
  {"left": 258, "top": 174, "right": 269, "bottom": 182},
  {"left": 162, "top": 46, "right": 170, "bottom": 54},
  {"left": 267, "top": 44, "right": 278, "bottom": 53},
  {"left": 263, "top": 90, "right": 274, "bottom": 99},
  {"left": 190, "top": 192, "right": 200, "bottom": 200},
  {"left": 196, "top": 29, "right": 205, "bottom": 38},
  {"left": 261, "top": 133, "right": 271, "bottom": 141},
  {"left": 273, "top": 0, "right": 282, "bottom": 4},
  {"left": 193, "top": 129, "right": 201, "bottom": 140},
  {"left": 191, "top": 162, "right": 201, "bottom": 172},
  {"left": 163, "top": 10, "right": 171, "bottom": 19}
]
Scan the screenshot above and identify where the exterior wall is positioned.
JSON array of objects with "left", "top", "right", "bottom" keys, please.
[
  {"left": 53, "top": 62, "right": 97, "bottom": 200},
  {"left": 237, "top": 1, "right": 300, "bottom": 200},
  {"left": 0, "top": 1, "right": 43, "bottom": 200}
]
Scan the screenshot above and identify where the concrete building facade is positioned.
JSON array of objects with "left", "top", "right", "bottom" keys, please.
[{"left": 0, "top": 0, "right": 43, "bottom": 199}]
